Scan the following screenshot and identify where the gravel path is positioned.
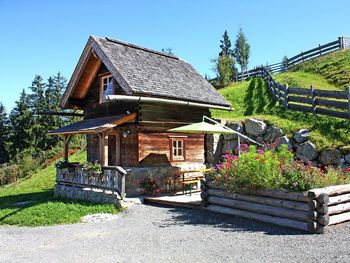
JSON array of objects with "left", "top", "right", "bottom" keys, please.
[{"left": 0, "top": 204, "right": 350, "bottom": 263}]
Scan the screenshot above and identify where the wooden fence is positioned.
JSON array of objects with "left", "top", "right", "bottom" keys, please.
[
  {"left": 257, "top": 67, "right": 350, "bottom": 119},
  {"left": 236, "top": 36, "right": 350, "bottom": 81}
]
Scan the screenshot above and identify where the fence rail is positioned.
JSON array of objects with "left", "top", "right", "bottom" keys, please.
[
  {"left": 256, "top": 67, "right": 350, "bottom": 120},
  {"left": 236, "top": 36, "right": 350, "bottom": 81}
]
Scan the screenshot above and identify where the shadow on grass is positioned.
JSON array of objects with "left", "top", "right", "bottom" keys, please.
[{"left": 153, "top": 204, "right": 309, "bottom": 236}]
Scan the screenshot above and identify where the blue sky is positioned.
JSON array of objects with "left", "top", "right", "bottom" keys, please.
[{"left": 0, "top": 0, "right": 349, "bottom": 111}]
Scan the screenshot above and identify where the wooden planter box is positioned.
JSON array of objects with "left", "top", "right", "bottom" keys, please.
[{"left": 201, "top": 181, "right": 350, "bottom": 234}]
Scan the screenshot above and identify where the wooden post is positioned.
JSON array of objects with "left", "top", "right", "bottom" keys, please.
[
  {"left": 311, "top": 85, "right": 316, "bottom": 116},
  {"left": 339, "top": 36, "right": 344, "bottom": 50},
  {"left": 99, "top": 133, "right": 108, "bottom": 166},
  {"left": 283, "top": 84, "right": 289, "bottom": 110},
  {"left": 63, "top": 134, "right": 72, "bottom": 162},
  {"left": 237, "top": 135, "right": 241, "bottom": 157},
  {"left": 347, "top": 86, "right": 350, "bottom": 119},
  {"left": 115, "top": 132, "right": 121, "bottom": 165},
  {"left": 319, "top": 44, "right": 322, "bottom": 56}
]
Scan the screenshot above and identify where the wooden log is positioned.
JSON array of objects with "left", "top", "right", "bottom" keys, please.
[
  {"left": 307, "top": 211, "right": 318, "bottom": 220},
  {"left": 207, "top": 196, "right": 311, "bottom": 222},
  {"left": 318, "top": 214, "right": 330, "bottom": 226},
  {"left": 207, "top": 189, "right": 310, "bottom": 211},
  {"left": 328, "top": 193, "right": 350, "bottom": 205},
  {"left": 317, "top": 204, "right": 329, "bottom": 215},
  {"left": 317, "top": 194, "right": 330, "bottom": 205},
  {"left": 308, "top": 200, "right": 318, "bottom": 209},
  {"left": 328, "top": 211, "right": 350, "bottom": 226},
  {"left": 308, "top": 184, "right": 350, "bottom": 198},
  {"left": 206, "top": 205, "right": 315, "bottom": 232},
  {"left": 327, "top": 202, "right": 350, "bottom": 215},
  {"left": 200, "top": 191, "right": 209, "bottom": 201}
]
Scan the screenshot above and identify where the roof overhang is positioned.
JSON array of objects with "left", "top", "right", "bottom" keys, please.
[{"left": 48, "top": 113, "right": 137, "bottom": 135}]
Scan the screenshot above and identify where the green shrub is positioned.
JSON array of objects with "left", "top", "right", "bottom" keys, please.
[
  {"left": 213, "top": 144, "right": 350, "bottom": 192},
  {"left": 18, "top": 154, "right": 40, "bottom": 178},
  {"left": 0, "top": 164, "right": 20, "bottom": 186}
]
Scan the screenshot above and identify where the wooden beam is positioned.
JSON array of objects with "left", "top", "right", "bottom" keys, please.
[
  {"left": 112, "top": 112, "right": 137, "bottom": 126},
  {"left": 63, "top": 134, "right": 72, "bottom": 161}
]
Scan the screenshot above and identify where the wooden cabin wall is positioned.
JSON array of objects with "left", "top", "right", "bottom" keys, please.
[
  {"left": 87, "top": 134, "right": 100, "bottom": 163},
  {"left": 119, "top": 125, "right": 139, "bottom": 167},
  {"left": 138, "top": 132, "right": 205, "bottom": 166}
]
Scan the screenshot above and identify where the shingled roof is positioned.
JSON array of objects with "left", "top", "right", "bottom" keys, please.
[{"left": 61, "top": 36, "right": 230, "bottom": 108}]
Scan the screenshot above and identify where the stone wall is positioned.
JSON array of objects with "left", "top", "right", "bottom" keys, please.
[{"left": 206, "top": 118, "right": 349, "bottom": 167}]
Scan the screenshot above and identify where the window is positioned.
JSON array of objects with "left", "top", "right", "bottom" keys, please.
[
  {"left": 100, "top": 74, "right": 114, "bottom": 102},
  {"left": 171, "top": 139, "right": 185, "bottom": 161}
]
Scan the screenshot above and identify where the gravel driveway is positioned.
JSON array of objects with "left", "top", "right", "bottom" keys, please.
[{"left": 0, "top": 204, "right": 349, "bottom": 263}]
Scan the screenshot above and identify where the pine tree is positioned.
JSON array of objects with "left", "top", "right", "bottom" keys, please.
[
  {"left": 9, "top": 89, "right": 34, "bottom": 157},
  {"left": 234, "top": 28, "right": 250, "bottom": 78},
  {"left": 0, "top": 103, "right": 9, "bottom": 164},
  {"left": 219, "top": 30, "right": 234, "bottom": 57},
  {"left": 281, "top": 56, "right": 289, "bottom": 72}
]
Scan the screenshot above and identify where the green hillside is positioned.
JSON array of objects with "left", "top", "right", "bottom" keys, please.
[
  {"left": 212, "top": 50, "right": 350, "bottom": 150},
  {"left": 0, "top": 151, "right": 118, "bottom": 226}
]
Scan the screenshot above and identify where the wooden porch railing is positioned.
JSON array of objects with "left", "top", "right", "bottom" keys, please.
[{"left": 56, "top": 165, "right": 126, "bottom": 199}]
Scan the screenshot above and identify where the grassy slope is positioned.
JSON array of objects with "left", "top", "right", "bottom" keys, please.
[
  {"left": 291, "top": 49, "right": 350, "bottom": 88},
  {"left": 212, "top": 77, "right": 350, "bottom": 150},
  {"left": 0, "top": 151, "right": 118, "bottom": 226}
]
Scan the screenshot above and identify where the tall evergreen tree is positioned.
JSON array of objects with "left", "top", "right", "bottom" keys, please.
[
  {"left": 219, "top": 30, "right": 234, "bottom": 57},
  {"left": 0, "top": 103, "right": 9, "bottom": 164},
  {"left": 234, "top": 28, "right": 250, "bottom": 79},
  {"left": 9, "top": 89, "right": 34, "bottom": 157}
]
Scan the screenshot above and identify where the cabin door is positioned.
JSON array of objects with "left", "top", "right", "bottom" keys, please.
[{"left": 107, "top": 133, "right": 121, "bottom": 166}]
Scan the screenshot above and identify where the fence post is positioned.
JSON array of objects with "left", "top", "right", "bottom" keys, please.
[
  {"left": 311, "top": 85, "right": 316, "bottom": 116},
  {"left": 347, "top": 86, "right": 350, "bottom": 119},
  {"left": 339, "top": 36, "right": 344, "bottom": 50},
  {"left": 319, "top": 44, "right": 322, "bottom": 56},
  {"left": 283, "top": 84, "right": 289, "bottom": 110}
]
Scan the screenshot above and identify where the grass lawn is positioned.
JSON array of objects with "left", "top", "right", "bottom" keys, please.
[
  {"left": 212, "top": 77, "right": 350, "bottom": 150},
  {"left": 0, "top": 151, "right": 119, "bottom": 227}
]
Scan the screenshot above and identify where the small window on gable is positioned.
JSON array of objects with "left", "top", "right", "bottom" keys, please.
[
  {"left": 100, "top": 74, "right": 114, "bottom": 102},
  {"left": 170, "top": 138, "right": 185, "bottom": 161}
]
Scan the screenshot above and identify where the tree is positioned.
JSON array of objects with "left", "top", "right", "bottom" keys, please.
[
  {"left": 281, "top": 55, "right": 289, "bottom": 72},
  {"left": 161, "top": 48, "right": 174, "bottom": 55},
  {"left": 219, "top": 30, "right": 234, "bottom": 57},
  {"left": 213, "top": 55, "right": 236, "bottom": 87},
  {"left": 0, "top": 103, "right": 9, "bottom": 164},
  {"left": 234, "top": 28, "right": 250, "bottom": 79},
  {"left": 9, "top": 89, "right": 34, "bottom": 157}
]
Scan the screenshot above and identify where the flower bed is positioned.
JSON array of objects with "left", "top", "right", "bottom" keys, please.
[{"left": 201, "top": 145, "right": 350, "bottom": 233}]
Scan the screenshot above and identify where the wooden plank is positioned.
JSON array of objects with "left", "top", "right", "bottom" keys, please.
[
  {"left": 316, "top": 98, "right": 348, "bottom": 110},
  {"left": 314, "top": 90, "right": 348, "bottom": 99},
  {"left": 207, "top": 189, "right": 310, "bottom": 211},
  {"left": 308, "top": 184, "right": 350, "bottom": 198},
  {"left": 288, "top": 95, "right": 312, "bottom": 104},
  {"left": 316, "top": 108, "right": 348, "bottom": 119},
  {"left": 328, "top": 211, "right": 350, "bottom": 226},
  {"left": 288, "top": 103, "right": 313, "bottom": 113},
  {"left": 328, "top": 193, "right": 350, "bottom": 205},
  {"left": 327, "top": 202, "right": 350, "bottom": 215},
  {"left": 288, "top": 88, "right": 310, "bottom": 95},
  {"left": 206, "top": 205, "right": 314, "bottom": 232}
]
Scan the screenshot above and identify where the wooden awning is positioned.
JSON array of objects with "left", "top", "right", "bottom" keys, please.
[{"left": 48, "top": 113, "right": 136, "bottom": 135}]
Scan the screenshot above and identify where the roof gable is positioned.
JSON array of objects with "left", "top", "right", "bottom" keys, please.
[{"left": 61, "top": 36, "right": 230, "bottom": 108}]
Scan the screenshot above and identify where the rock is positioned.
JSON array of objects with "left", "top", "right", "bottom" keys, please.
[
  {"left": 222, "top": 140, "right": 238, "bottom": 154},
  {"left": 274, "top": 136, "right": 292, "bottom": 149},
  {"left": 318, "top": 149, "right": 342, "bottom": 165},
  {"left": 256, "top": 136, "right": 264, "bottom": 144},
  {"left": 223, "top": 123, "right": 244, "bottom": 140},
  {"left": 245, "top": 118, "right": 267, "bottom": 137},
  {"left": 264, "top": 126, "right": 284, "bottom": 143},
  {"left": 345, "top": 154, "right": 350, "bottom": 164},
  {"left": 296, "top": 142, "right": 318, "bottom": 162},
  {"left": 294, "top": 129, "right": 310, "bottom": 143}
]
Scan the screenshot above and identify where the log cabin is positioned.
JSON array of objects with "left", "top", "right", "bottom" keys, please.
[{"left": 49, "top": 36, "right": 231, "bottom": 197}]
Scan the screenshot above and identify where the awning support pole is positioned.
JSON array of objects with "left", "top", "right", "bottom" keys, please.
[
  {"left": 99, "top": 133, "right": 108, "bottom": 166},
  {"left": 63, "top": 134, "right": 72, "bottom": 162}
]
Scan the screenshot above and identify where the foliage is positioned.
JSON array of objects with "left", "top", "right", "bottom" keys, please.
[
  {"left": 0, "top": 103, "right": 9, "bottom": 163},
  {"left": 211, "top": 77, "right": 350, "bottom": 150},
  {"left": 55, "top": 160, "right": 70, "bottom": 169},
  {"left": 219, "top": 30, "right": 234, "bottom": 57},
  {"left": 234, "top": 27, "right": 250, "bottom": 73},
  {"left": 281, "top": 55, "right": 288, "bottom": 72},
  {"left": 0, "top": 151, "right": 119, "bottom": 227},
  {"left": 291, "top": 49, "right": 350, "bottom": 88},
  {"left": 161, "top": 48, "right": 174, "bottom": 55},
  {"left": 139, "top": 177, "right": 162, "bottom": 195},
  {"left": 213, "top": 145, "right": 350, "bottom": 192},
  {"left": 0, "top": 164, "right": 19, "bottom": 186},
  {"left": 213, "top": 55, "right": 236, "bottom": 87},
  {"left": 81, "top": 161, "right": 102, "bottom": 174}
]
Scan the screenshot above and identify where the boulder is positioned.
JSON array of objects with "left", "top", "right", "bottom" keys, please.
[
  {"left": 264, "top": 126, "right": 284, "bottom": 143},
  {"left": 294, "top": 129, "right": 310, "bottom": 143},
  {"left": 345, "top": 154, "right": 350, "bottom": 164},
  {"left": 296, "top": 142, "right": 318, "bottom": 162},
  {"left": 274, "top": 136, "right": 292, "bottom": 149},
  {"left": 318, "top": 149, "right": 342, "bottom": 165},
  {"left": 245, "top": 118, "right": 267, "bottom": 137},
  {"left": 222, "top": 140, "right": 238, "bottom": 155},
  {"left": 223, "top": 123, "right": 244, "bottom": 140}
]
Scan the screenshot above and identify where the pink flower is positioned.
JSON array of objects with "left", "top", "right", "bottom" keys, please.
[{"left": 257, "top": 148, "right": 264, "bottom": 154}]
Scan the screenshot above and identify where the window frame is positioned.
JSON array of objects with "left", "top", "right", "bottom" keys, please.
[
  {"left": 169, "top": 136, "right": 186, "bottom": 162},
  {"left": 99, "top": 73, "right": 114, "bottom": 103}
]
